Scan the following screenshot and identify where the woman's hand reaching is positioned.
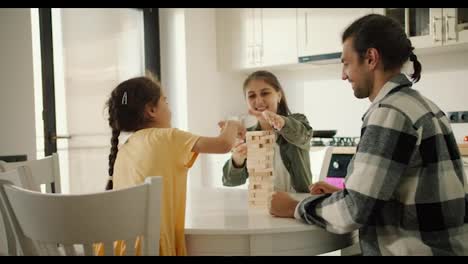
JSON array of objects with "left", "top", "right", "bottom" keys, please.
[{"left": 248, "top": 109, "right": 285, "bottom": 130}]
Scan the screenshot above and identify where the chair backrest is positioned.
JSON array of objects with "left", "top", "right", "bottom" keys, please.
[
  {"left": 0, "top": 153, "right": 60, "bottom": 193},
  {"left": 0, "top": 167, "right": 34, "bottom": 256},
  {"left": 310, "top": 146, "right": 334, "bottom": 183},
  {"left": 0, "top": 176, "right": 163, "bottom": 256}
]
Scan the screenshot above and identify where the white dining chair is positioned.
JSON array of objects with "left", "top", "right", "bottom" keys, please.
[
  {"left": 0, "top": 153, "right": 61, "bottom": 193},
  {"left": 0, "top": 167, "right": 33, "bottom": 256},
  {"left": 0, "top": 176, "right": 163, "bottom": 256}
]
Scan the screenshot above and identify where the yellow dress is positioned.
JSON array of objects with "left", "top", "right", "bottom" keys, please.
[{"left": 95, "top": 128, "right": 200, "bottom": 256}]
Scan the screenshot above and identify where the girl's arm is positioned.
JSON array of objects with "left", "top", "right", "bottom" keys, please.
[{"left": 191, "top": 120, "right": 245, "bottom": 154}]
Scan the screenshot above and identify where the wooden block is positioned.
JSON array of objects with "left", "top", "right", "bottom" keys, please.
[
  {"left": 247, "top": 162, "right": 273, "bottom": 170},
  {"left": 248, "top": 167, "right": 274, "bottom": 174},
  {"left": 248, "top": 192, "right": 271, "bottom": 200},
  {"left": 247, "top": 156, "right": 273, "bottom": 164},
  {"left": 249, "top": 181, "right": 273, "bottom": 189},
  {"left": 248, "top": 170, "right": 274, "bottom": 178},
  {"left": 246, "top": 131, "right": 275, "bottom": 137},
  {"left": 249, "top": 189, "right": 272, "bottom": 196},
  {"left": 246, "top": 138, "right": 275, "bottom": 145},
  {"left": 248, "top": 136, "right": 276, "bottom": 145},
  {"left": 248, "top": 153, "right": 275, "bottom": 161},
  {"left": 249, "top": 183, "right": 274, "bottom": 192},
  {"left": 249, "top": 173, "right": 274, "bottom": 179},
  {"left": 249, "top": 176, "right": 273, "bottom": 184},
  {"left": 249, "top": 177, "right": 271, "bottom": 185},
  {"left": 246, "top": 161, "right": 273, "bottom": 170},
  {"left": 247, "top": 143, "right": 274, "bottom": 150},
  {"left": 247, "top": 149, "right": 274, "bottom": 156},
  {"left": 251, "top": 136, "right": 276, "bottom": 144},
  {"left": 246, "top": 156, "right": 273, "bottom": 164}
]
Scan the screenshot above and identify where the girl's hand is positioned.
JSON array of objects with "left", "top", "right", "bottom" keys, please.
[
  {"left": 218, "top": 120, "right": 246, "bottom": 140},
  {"left": 248, "top": 109, "right": 285, "bottom": 130}
]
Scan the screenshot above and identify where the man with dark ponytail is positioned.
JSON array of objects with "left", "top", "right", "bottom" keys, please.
[
  {"left": 96, "top": 74, "right": 245, "bottom": 256},
  {"left": 270, "top": 14, "right": 468, "bottom": 255}
]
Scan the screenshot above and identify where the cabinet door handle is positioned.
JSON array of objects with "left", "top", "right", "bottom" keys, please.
[
  {"left": 433, "top": 16, "right": 441, "bottom": 42},
  {"left": 259, "top": 45, "right": 263, "bottom": 63},
  {"left": 445, "top": 15, "right": 457, "bottom": 41},
  {"left": 248, "top": 46, "right": 254, "bottom": 65},
  {"left": 305, "top": 12, "right": 308, "bottom": 45},
  {"left": 254, "top": 45, "right": 261, "bottom": 64}
]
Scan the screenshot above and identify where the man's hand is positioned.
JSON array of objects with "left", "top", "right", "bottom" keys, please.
[
  {"left": 269, "top": 191, "right": 299, "bottom": 218},
  {"left": 309, "top": 181, "right": 341, "bottom": 195},
  {"left": 248, "top": 109, "right": 285, "bottom": 130}
]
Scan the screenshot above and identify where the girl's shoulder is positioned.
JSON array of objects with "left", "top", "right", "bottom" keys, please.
[
  {"left": 134, "top": 127, "right": 179, "bottom": 141},
  {"left": 145, "top": 127, "right": 198, "bottom": 143},
  {"left": 287, "top": 113, "right": 310, "bottom": 123}
]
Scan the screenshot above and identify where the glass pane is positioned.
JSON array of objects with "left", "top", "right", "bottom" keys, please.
[
  {"left": 409, "top": 8, "right": 430, "bottom": 37},
  {"left": 458, "top": 8, "right": 468, "bottom": 31},
  {"left": 386, "top": 8, "right": 405, "bottom": 30},
  {"left": 52, "top": 8, "right": 145, "bottom": 194}
]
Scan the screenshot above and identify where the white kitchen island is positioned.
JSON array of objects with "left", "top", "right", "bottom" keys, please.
[{"left": 185, "top": 188, "right": 357, "bottom": 256}]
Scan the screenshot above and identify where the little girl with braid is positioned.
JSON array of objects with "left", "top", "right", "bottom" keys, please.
[{"left": 95, "top": 75, "right": 245, "bottom": 256}]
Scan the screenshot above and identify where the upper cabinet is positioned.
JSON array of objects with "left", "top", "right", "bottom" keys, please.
[
  {"left": 216, "top": 8, "right": 468, "bottom": 72},
  {"left": 216, "top": 8, "right": 297, "bottom": 71},
  {"left": 261, "top": 9, "right": 298, "bottom": 66},
  {"left": 297, "top": 8, "right": 374, "bottom": 58},
  {"left": 374, "top": 8, "right": 468, "bottom": 49}
]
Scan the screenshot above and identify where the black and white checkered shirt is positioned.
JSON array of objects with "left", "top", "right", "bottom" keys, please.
[{"left": 295, "top": 74, "right": 468, "bottom": 255}]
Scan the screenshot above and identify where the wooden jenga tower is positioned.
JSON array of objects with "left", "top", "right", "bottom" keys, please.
[{"left": 246, "top": 131, "right": 275, "bottom": 208}]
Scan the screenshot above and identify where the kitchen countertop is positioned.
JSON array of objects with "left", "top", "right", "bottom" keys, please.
[
  {"left": 312, "top": 144, "right": 468, "bottom": 156},
  {"left": 459, "top": 144, "right": 468, "bottom": 156}
]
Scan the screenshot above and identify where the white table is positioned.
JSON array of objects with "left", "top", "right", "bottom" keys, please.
[{"left": 185, "top": 188, "right": 357, "bottom": 256}]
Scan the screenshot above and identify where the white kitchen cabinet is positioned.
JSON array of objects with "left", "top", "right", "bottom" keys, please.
[
  {"left": 216, "top": 8, "right": 297, "bottom": 71},
  {"left": 374, "top": 8, "right": 468, "bottom": 50},
  {"left": 442, "top": 8, "right": 468, "bottom": 45},
  {"left": 297, "top": 8, "right": 374, "bottom": 58},
  {"left": 260, "top": 8, "right": 298, "bottom": 66},
  {"left": 215, "top": 8, "right": 250, "bottom": 71}
]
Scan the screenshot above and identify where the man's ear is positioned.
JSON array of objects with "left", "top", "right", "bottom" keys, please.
[{"left": 366, "top": 48, "right": 379, "bottom": 70}]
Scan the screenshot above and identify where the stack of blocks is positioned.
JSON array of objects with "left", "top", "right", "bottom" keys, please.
[{"left": 246, "top": 130, "right": 275, "bottom": 208}]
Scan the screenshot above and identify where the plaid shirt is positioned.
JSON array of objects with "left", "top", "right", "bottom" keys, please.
[{"left": 296, "top": 74, "right": 468, "bottom": 255}]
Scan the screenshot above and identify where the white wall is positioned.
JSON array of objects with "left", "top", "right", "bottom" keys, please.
[
  {"left": 0, "top": 9, "right": 36, "bottom": 160},
  {"left": 160, "top": 8, "right": 246, "bottom": 189},
  {"left": 275, "top": 51, "right": 468, "bottom": 141},
  {"left": 160, "top": 8, "right": 188, "bottom": 131}
]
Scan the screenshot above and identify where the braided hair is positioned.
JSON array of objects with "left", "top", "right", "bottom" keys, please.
[{"left": 105, "top": 75, "right": 162, "bottom": 190}]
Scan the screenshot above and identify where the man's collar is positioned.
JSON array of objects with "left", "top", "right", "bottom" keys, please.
[{"left": 361, "top": 74, "right": 412, "bottom": 121}]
